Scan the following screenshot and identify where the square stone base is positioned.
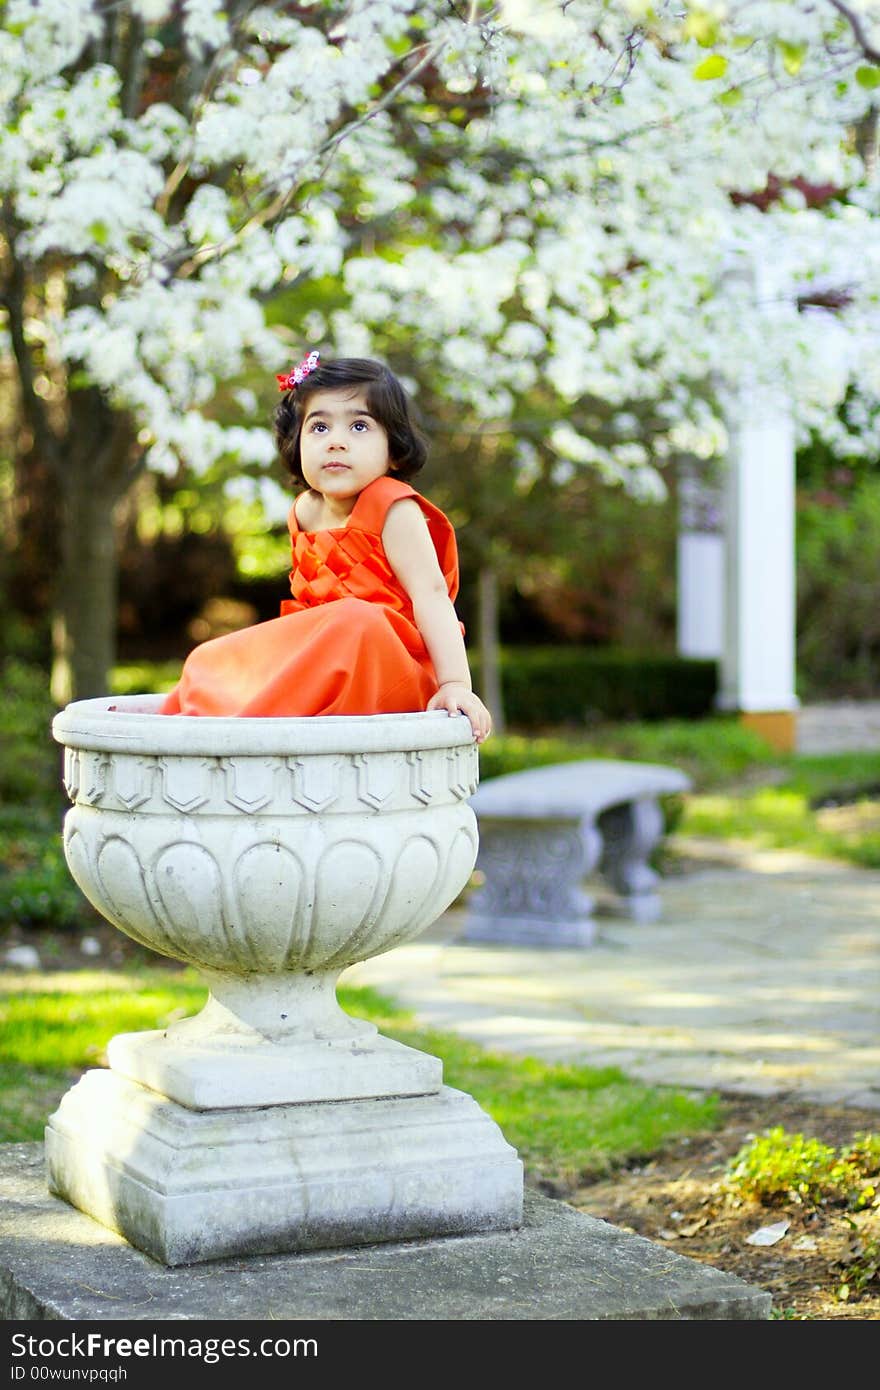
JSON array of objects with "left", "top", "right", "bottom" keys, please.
[
  {"left": 45, "top": 1070, "right": 523, "bottom": 1267},
  {"left": 107, "top": 1027, "right": 443, "bottom": 1108},
  {"left": 1, "top": 1143, "right": 772, "bottom": 1320}
]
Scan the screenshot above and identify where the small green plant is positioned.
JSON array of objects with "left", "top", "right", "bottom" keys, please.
[
  {"left": 834, "top": 1227, "right": 880, "bottom": 1303},
  {"left": 724, "top": 1126, "right": 880, "bottom": 1209}
]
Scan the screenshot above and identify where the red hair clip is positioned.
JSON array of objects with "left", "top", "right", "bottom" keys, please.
[{"left": 276, "top": 349, "right": 320, "bottom": 392}]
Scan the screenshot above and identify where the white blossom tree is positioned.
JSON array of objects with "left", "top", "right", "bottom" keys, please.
[{"left": 1, "top": 0, "right": 879, "bottom": 701}]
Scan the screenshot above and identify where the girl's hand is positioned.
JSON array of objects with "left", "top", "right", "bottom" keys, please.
[{"left": 427, "top": 682, "right": 492, "bottom": 744}]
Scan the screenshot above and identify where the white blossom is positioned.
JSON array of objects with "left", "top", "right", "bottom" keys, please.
[
  {"left": 2, "top": 0, "right": 879, "bottom": 498},
  {"left": 183, "top": 0, "right": 230, "bottom": 59}
]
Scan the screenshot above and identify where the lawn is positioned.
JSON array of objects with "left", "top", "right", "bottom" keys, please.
[
  {"left": 0, "top": 967, "right": 719, "bottom": 1181},
  {"left": 677, "top": 752, "right": 880, "bottom": 868}
]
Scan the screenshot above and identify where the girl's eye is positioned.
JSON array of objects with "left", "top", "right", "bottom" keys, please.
[
  {"left": 352, "top": 419, "right": 369, "bottom": 432},
  {"left": 310, "top": 421, "right": 328, "bottom": 432}
]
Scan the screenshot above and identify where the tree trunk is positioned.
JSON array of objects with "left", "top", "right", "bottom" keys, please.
[
  {"left": 50, "top": 391, "right": 135, "bottom": 705},
  {"left": 477, "top": 563, "right": 505, "bottom": 736}
]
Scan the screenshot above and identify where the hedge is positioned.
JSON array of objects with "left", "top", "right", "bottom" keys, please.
[{"left": 470, "top": 647, "right": 718, "bottom": 727}]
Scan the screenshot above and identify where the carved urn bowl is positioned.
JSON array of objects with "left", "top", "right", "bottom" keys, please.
[{"left": 51, "top": 696, "right": 479, "bottom": 1104}]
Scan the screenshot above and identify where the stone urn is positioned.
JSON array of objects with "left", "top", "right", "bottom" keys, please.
[{"left": 47, "top": 696, "right": 522, "bottom": 1265}]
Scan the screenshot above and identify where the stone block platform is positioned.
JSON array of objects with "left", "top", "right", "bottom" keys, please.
[{"left": 0, "top": 1144, "right": 769, "bottom": 1321}]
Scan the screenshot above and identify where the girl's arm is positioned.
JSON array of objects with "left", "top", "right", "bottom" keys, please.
[{"left": 382, "top": 499, "right": 492, "bottom": 743}]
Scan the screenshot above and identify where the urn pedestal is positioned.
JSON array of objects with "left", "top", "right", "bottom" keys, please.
[{"left": 47, "top": 697, "right": 522, "bottom": 1266}]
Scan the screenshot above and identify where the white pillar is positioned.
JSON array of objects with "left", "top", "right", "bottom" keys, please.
[
  {"left": 677, "top": 468, "right": 724, "bottom": 659},
  {"left": 711, "top": 249, "right": 799, "bottom": 751},
  {"left": 717, "top": 386, "right": 798, "bottom": 716}
]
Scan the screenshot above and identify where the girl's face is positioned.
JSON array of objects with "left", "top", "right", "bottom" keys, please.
[{"left": 299, "top": 387, "right": 392, "bottom": 502}]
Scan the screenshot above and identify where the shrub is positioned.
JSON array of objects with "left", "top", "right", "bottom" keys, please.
[
  {"left": 0, "top": 658, "right": 97, "bottom": 932},
  {"left": 472, "top": 647, "right": 718, "bottom": 727},
  {"left": 0, "top": 660, "right": 62, "bottom": 812},
  {"left": 724, "top": 1126, "right": 880, "bottom": 1209}
]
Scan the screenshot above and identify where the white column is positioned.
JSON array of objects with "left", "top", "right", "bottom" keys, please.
[
  {"left": 717, "top": 387, "right": 798, "bottom": 714},
  {"left": 677, "top": 468, "right": 723, "bottom": 659}
]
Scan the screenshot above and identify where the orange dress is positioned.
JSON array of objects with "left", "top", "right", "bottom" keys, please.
[{"left": 159, "top": 475, "right": 459, "bottom": 717}]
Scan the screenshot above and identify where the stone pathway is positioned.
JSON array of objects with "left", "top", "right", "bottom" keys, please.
[
  {"left": 797, "top": 700, "right": 880, "bottom": 754},
  {"left": 344, "top": 839, "right": 880, "bottom": 1109}
]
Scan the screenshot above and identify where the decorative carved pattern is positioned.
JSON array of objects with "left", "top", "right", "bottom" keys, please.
[
  {"left": 406, "top": 751, "right": 434, "bottom": 806},
  {"left": 81, "top": 756, "right": 109, "bottom": 806},
  {"left": 160, "top": 757, "right": 213, "bottom": 813},
  {"left": 63, "top": 748, "right": 80, "bottom": 802},
  {"left": 54, "top": 705, "right": 480, "bottom": 1060},
  {"left": 471, "top": 818, "right": 599, "bottom": 921},
  {"left": 63, "top": 745, "right": 479, "bottom": 817},
  {"left": 62, "top": 813, "right": 476, "bottom": 975},
  {"left": 112, "top": 757, "right": 154, "bottom": 810},
  {"left": 447, "top": 744, "right": 478, "bottom": 800},
  {"left": 353, "top": 753, "right": 396, "bottom": 811},
  {"left": 287, "top": 756, "right": 342, "bottom": 813},
  {"left": 221, "top": 757, "right": 276, "bottom": 813}
]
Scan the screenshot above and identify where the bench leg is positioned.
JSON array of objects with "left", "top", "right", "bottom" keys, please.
[
  {"left": 597, "top": 798, "right": 664, "bottom": 920},
  {"left": 462, "top": 817, "right": 603, "bottom": 947}
]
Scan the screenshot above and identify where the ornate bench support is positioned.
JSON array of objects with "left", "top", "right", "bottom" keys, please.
[
  {"left": 461, "top": 759, "right": 690, "bottom": 948},
  {"left": 464, "top": 815, "right": 603, "bottom": 947},
  {"left": 598, "top": 798, "right": 666, "bottom": 921}
]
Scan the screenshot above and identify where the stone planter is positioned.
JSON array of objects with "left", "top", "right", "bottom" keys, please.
[{"left": 47, "top": 696, "right": 522, "bottom": 1265}]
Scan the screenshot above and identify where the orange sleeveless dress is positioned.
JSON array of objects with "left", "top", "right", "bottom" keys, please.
[{"left": 159, "top": 475, "right": 459, "bottom": 717}]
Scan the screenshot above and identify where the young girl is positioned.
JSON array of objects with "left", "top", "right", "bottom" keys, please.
[{"left": 160, "top": 353, "right": 492, "bottom": 743}]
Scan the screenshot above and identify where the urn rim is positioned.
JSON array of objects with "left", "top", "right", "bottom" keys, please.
[{"left": 52, "top": 695, "right": 477, "bottom": 757}]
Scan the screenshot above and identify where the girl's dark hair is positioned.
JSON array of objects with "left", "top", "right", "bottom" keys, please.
[{"left": 274, "top": 357, "right": 428, "bottom": 485}]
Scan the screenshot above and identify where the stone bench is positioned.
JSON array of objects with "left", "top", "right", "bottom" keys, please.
[{"left": 462, "top": 759, "right": 692, "bottom": 947}]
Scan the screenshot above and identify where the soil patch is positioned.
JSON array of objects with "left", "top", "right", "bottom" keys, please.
[{"left": 547, "top": 1092, "right": 880, "bottom": 1321}]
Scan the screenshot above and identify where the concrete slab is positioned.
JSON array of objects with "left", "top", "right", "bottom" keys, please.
[{"left": 0, "top": 1144, "right": 770, "bottom": 1321}]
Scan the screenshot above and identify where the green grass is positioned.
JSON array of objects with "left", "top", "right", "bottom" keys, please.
[
  {"left": 480, "top": 718, "right": 781, "bottom": 792},
  {"left": 679, "top": 751, "right": 880, "bottom": 869},
  {"left": 0, "top": 970, "right": 720, "bottom": 1180},
  {"left": 432, "top": 1037, "right": 717, "bottom": 1180}
]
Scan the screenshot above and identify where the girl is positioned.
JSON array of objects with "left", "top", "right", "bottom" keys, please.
[{"left": 160, "top": 353, "right": 492, "bottom": 743}]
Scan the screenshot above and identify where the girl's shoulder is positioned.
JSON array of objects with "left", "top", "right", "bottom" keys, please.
[
  {"left": 374, "top": 477, "right": 460, "bottom": 601},
  {"left": 350, "top": 474, "right": 419, "bottom": 533},
  {"left": 360, "top": 477, "right": 456, "bottom": 554},
  {"left": 289, "top": 477, "right": 418, "bottom": 536}
]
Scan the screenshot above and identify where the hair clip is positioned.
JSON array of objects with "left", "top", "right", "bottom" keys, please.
[{"left": 276, "top": 349, "right": 320, "bottom": 392}]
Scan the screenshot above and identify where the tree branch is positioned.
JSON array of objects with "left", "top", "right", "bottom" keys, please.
[
  {"left": 169, "top": 29, "right": 453, "bottom": 279},
  {"left": 119, "top": 13, "right": 147, "bottom": 120},
  {"left": 155, "top": 1, "right": 295, "bottom": 218},
  {"left": 827, "top": 0, "right": 880, "bottom": 64}
]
